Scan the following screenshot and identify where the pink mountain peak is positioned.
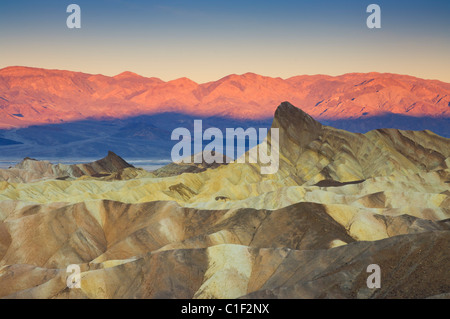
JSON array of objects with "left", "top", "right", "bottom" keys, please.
[
  {"left": 167, "top": 77, "right": 198, "bottom": 86},
  {"left": 113, "top": 71, "right": 144, "bottom": 79}
]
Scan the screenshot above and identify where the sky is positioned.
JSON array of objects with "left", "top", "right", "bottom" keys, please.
[{"left": 1, "top": 0, "right": 449, "bottom": 83}]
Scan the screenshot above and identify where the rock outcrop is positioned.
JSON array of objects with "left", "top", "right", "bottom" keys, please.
[{"left": 0, "top": 151, "right": 136, "bottom": 183}]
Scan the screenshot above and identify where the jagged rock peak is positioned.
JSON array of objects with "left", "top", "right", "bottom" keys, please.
[
  {"left": 93, "top": 151, "right": 134, "bottom": 171},
  {"left": 274, "top": 101, "right": 322, "bottom": 128},
  {"left": 272, "top": 101, "right": 323, "bottom": 148}
]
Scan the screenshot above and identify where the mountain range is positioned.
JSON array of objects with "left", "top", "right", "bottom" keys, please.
[
  {"left": 1, "top": 66, "right": 449, "bottom": 159},
  {"left": 1, "top": 66, "right": 449, "bottom": 129}
]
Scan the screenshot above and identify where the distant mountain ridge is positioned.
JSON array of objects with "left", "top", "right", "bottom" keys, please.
[{"left": 0, "top": 66, "right": 449, "bottom": 129}]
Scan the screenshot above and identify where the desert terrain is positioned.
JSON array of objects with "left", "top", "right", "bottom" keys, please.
[{"left": 0, "top": 102, "right": 448, "bottom": 299}]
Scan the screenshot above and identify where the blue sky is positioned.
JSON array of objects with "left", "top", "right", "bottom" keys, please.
[{"left": 1, "top": 0, "right": 449, "bottom": 82}]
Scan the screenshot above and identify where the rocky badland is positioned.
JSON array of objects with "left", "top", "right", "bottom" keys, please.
[{"left": 0, "top": 102, "right": 448, "bottom": 299}]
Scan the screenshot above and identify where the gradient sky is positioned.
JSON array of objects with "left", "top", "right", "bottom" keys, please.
[{"left": 1, "top": 0, "right": 449, "bottom": 83}]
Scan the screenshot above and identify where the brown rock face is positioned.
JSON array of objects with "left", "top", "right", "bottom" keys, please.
[
  {"left": 78, "top": 151, "right": 134, "bottom": 176},
  {"left": 153, "top": 151, "right": 230, "bottom": 178},
  {"left": 243, "top": 231, "right": 450, "bottom": 299},
  {"left": 0, "top": 200, "right": 448, "bottom": 299},
  {"left": 268, "top": 102, "right": 449, "bottom": 185}
]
